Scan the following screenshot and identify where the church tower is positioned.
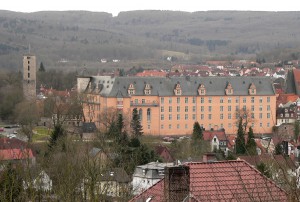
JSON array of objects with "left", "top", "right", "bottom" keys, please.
[{"left": 23, "top": 54, "right": 36, "bottom": 100}]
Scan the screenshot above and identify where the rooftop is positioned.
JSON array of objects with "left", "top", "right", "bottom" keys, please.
[{"left": 130, "top": 160, "right": 288, "bottom": 202}]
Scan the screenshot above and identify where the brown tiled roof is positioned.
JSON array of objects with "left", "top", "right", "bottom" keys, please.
[
  {"left": 130, "top": 160, "right": 288, "bottom": 202},
  {"left": 203, "top": 130, "right": 226, "bottom": 141}
]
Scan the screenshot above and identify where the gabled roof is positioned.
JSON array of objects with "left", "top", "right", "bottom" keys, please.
[
  {"left": 203, "top": 130, "right": 227, "bottom": 141},
  {"left": 101, "top": 168, "right": 130, "bottom": 183},
  {"left": 130, "top": 160, "right": 288, "bottom": 202},
  {"left": 0, "top": 148, "right": 34, "bottom": 160}
]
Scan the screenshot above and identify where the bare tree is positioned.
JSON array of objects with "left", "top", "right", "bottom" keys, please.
[{"left": 14, "top": 101, "right": 40, "bottom": 142}]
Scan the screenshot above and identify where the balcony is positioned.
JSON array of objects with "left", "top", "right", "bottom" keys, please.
[{"left": 130, "top": 101, "right": 159, "bottom": 107}]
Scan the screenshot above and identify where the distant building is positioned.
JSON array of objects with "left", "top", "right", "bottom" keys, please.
[
  {"left": 203, "top": 130, "right": 229, "bottom": 152},
  {"left": 78, "top": 75, "right": 276, "bottom": 135},
  {"left": 23, "top": 54, "right": 36, "bottom": 100},
  {"left": 132, "top": 161, "right": 174, "bottom": 195},
  {"left": 154, "top": 145, "right": 174, "bottom": 162}
]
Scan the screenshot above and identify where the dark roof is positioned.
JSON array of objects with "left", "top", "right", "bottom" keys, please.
[
  {"left": 0, "top": 138, "right": 27, "bottom": 149},
  {"left": 86, "top": 76, "right": 275, "bottom": 97},
  {"left": 101, "top": 168, "right": 130, "bottom": 183},
  {"left": 89, "top": 147, "right": 101, "bottom": 157},
  {"left": 82, "top": 122, "right": 97, "bottom": 133},
  {"left": 130, "top": 160, "right": 288, "bottom": 202}
]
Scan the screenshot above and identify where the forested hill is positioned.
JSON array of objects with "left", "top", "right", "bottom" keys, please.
[{"left": 1, "top": 10, "right": 300, "bottom": 70}]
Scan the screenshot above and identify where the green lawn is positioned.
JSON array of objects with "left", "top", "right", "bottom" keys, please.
[{"left": 32, "top": 126, "right": 52, "bottom": 142}]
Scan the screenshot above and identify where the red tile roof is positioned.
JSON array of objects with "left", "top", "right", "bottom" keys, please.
[
  {"left": 276, "top": 93, "right": 298, "bottom": 106},
  {"left": 0, "top": 148, "right": 34, "bottom": 160},
  {"left": 136, "top": 70, "right": 167, "bottom": 77},
  {"left": 203, "top": 130, "right": 226, "bottom": 141},
  {"left": 130, "top": 160, "right": 288, "bottom": 202}
]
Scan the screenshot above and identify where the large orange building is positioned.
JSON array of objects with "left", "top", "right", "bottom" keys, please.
[{"left": 78, "top": 75, "right": 276, "bottom": 136}]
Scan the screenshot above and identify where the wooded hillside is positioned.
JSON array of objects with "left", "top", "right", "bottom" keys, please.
[{"left": 0, "top": 10, "right": 300, "bottom": 70}]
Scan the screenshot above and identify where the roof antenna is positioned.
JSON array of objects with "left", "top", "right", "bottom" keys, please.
[{"left": 28, "top": 43, "right": 31, "bottom": 54}]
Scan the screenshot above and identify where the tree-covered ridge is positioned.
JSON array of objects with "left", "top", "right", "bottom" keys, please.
[{"left": 0, "top": 10, "right": 300, "bottom": 69}]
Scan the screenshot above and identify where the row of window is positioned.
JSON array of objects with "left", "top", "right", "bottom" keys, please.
[
  {"left": 160, "top": 96, "right": 271, "bottom": 104},
  {"left": 160, "top": 122, "right": 271, "bottom": 129},
  {"left": 160, "top": 113, "right": 272, "bottom": 120},
  {"left": 160, "top": 105, "right": 271, "bottom": 113}
]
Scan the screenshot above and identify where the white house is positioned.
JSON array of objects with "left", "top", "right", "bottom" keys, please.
[
  {"left": 132, "top": 162, "right": 174, "bottom": 195},
  {"left": 23, "top": 170, "right": 52, "bottom": 192}
]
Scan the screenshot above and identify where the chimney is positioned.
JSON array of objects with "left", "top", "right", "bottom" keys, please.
[
  {"left": 164, "top": 165, "right": 189, "bottom": 202},
  {"left": 203, "top": 153, "right": 217, "bottom": 163}
]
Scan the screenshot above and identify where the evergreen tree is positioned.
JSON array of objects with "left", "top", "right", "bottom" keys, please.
[
  {"left": 235, "top": 118, "right": 246, "bottom": 154},
  {"left": 107, "top": 121, "right": 118, "bottom": 139},
  {"left": 294, "top": 120, "right": 300, "bottom": 143},
  {"left": 48, "top": 124, "right": 64, "bottom": 150},
  {"left": 192, "top": 121, "right": 203, "bottom": 141},
  {"left": 130, "top": 108, "right": 143, "bottom": 138},
  {"left": 246, "top": 127, "right": 257, "bottom": 155},
  {"left": 39, "top": 62, "right": 45, "bottom": 72},
  {"left": 116, "top": 113, "right": 124, "bottom": 135}
]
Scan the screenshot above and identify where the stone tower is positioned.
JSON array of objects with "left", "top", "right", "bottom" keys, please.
[{"left": 23, "top": 54, "right": 36, "bottom": 100}]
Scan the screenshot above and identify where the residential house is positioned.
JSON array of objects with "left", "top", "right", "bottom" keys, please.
[
  {"left": 154, "top": 145, "right": 174, "bottom": 162},
  {"left": 23, "top": 170, "right": 52, "bottom": 192},
  {"left": 89, "top": 147, "right": 113, "bottom": 168},
  {"left": 132, "top": 161, "right": 174, "bottom": 195},
  {"left": 0, "top": 148, "right": 35, "bottom": 166},
  {"left": 203, "top": 130, "right": 228, "bottom": 152},
  {"left": 99, "top": 168, "right": 131, "bottom": 198},
  {"left": 81, "top": 122, "right": 97, "bottom": 140},
  {"left": 276, "top": 104, "right": 297, "bottom": 125},
  {"left": 0, "top": 137, "right": 35, "bottom": 166},
  {"left": 129, "top": 160, "right": 288, "bottom": 201},
  {"left": 81, "top": 168, "right": 130, "bottom": 200}
]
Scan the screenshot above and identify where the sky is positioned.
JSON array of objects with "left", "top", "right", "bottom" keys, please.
[{"left": 1, "top": 0, "right": 300, "bottom": 16}]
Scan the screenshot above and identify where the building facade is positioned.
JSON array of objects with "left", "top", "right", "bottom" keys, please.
[
  {"left": 23, "top": 54, "right": 36, "bottom": 100},
  {"left": 78, "top": 76, "right": 276, "bottom": 135}
]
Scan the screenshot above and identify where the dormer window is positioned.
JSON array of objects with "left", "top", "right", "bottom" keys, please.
[
  {"left": 249, "top": 83, "right": 256, "bottom": 95},
  {"left": 198, "top": 84, "right": 206, "bottom": 95},
  {"left": 225, "top": 82, "right": 233, "bottom": 95},
  {"left": 128, "top": 83, "right": 135, "bottom": 95},
  {"left": 144, "top": 83, "right": 151, "bottom": 95},
  {"left": 174, "top": 83, "right": 182, "bottom": 96}
]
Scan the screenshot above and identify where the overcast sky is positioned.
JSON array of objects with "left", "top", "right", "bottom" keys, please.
[{"left": 2, "top": 0, "right": 300, "bottom": 16}]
